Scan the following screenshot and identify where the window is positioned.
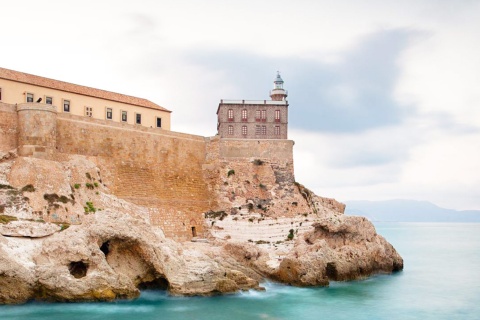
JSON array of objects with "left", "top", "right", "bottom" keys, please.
[
  {"left": 156, "top": 117, "right": 162, "bottom": 128},
  {"left": 242, "top": 125, "right": 247, "bottom": 136},
  {"left": 85, "top": 106, "right": 93, "bottom": 117},
  {"left": 26, "top": 93, "right": 34, "bottom": 103},
  {"left": 63, "top": 100, "right": 70, "bottom": 112},
  {"left": 228, "top": 125, "right": 234, "bottom": 135},
  {"left": 46, "top": 96, "right": 53, "bottom": 105},
  {"left": 227, "top": 109, "right": 234, "bottom": 121},
  {"left": 275, "top": 126, "right": 280, "bottom": 135},
  {"left": 121, "top": 110, "right": 127, "bottom": 122},
  {"left": 275, "top": 110, "right": 280, "bottom": 122},
  {"left": 136, "top": 113, "right": 141, "bottom": 124},
  {"left": 256, "top": 110, "right": 266, "bottom": 122},
  {"left": 262, "top": 125, "right": 267, "bottom": 135},
  {"left": 241, "top": 109, "right": 247, "bottom": 121},
  {"left": 255, "top": 125, "right": 261, "bottom": 135},
  {"left": 106, "top": 107, "right": 113, "bottom": 120}
]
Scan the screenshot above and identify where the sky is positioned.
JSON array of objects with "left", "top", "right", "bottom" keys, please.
[{"left": 1, "top": 0, "right": 479, "bottom": 210}]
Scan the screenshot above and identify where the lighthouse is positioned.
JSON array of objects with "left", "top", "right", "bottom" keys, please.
[{"left": 269, "top": 72, "right": 288, "bottom": 101}]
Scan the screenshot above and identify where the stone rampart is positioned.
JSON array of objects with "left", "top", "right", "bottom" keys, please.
[
  {"left": 17, "top": 103, "right": 57, "bottom": 159},
  {"left": 0, "top": 103, "right": 297, "bottom": 241},
  {"left": 0, "top": 103, "right": 18, "bottom": 152},
  {"left": 55, "top": 114, "right": 213, "bottom": 241},
  {"left": 217, "top": 138, "right": 294, "bottom": 162}
]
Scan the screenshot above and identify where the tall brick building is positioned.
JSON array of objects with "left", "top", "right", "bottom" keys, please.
[{"left": 216, "top": 73, "right": 288, "bottom": 139}]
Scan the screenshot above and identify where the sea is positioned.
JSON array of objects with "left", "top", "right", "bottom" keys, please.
[{"left": 1, "top": 222, "right": 480, "bottom": 320}]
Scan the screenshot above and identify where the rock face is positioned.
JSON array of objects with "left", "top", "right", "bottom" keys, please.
[
  {"left": 0, "top": 153, "right": 403, "bottom": 304},
  {"left": 274, "top": 216, "right": 403, "bottom": 286},
  {"left": 0, "top": 221, "right": 60, "bottom": 237},
  {"left": 1, "top": 210, "right": 263, "bottom": 304}
]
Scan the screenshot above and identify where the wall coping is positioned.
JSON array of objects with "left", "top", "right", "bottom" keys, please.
[
  {"left": 57, "top": 113, "right": 207, "bottom": 142},
  {"left": 17, "top": 103, "right": 57, "bottom": 114}
]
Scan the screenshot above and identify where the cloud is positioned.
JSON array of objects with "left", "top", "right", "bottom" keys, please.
[
  {"left": 177, "top": 29, "right": 417, "bottom": 135},
  {"left": 287, "top": 29, "right": 416, "bottom": 133}
]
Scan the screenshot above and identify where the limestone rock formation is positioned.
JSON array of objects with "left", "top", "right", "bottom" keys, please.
[
  {"left": 274, "top": 215, "right": 403, "bottom": 286},
  {"left": 0, "top": 152, "right": 403, "bottom": 304}
]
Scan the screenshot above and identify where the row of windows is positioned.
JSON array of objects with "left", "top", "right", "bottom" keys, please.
[
  {"left": 22, "top": 91, "right": 162, "bottom": 128},
  {"left": 86, "top": 106, "right": 162, "bottom": 127},
  {"left": 25, "top": 92, "right": 55, "bottom": 105},
  {"left": 227, "top": 109, "right": 281, "bottom": 122},
  {"left": 228, "top": 125, "right": 281, "bottom": 136}
]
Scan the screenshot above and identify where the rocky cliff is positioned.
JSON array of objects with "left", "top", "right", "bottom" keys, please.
[{"left": 0, "top": 150, "right": 403, "bottom": 304}]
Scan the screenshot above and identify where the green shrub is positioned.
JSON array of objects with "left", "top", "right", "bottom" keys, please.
[
  {"left": 84, "top": 201, "right": 96, "bottom": 213},
  {"left": 85, "top": 172, "right": 92, "bottom": 180},
  {"left": 0, "top": 215, "right": 18, "bottom": 224},
  {"left": 94, "top": 182, "right": 99, "bottom": 188},
  {"left": 85, "top": 183, "right": 94, "bottom": 190},
  {"left": 227, "top": 169, "right": 235, "bottom": 177},
  {"left": 259, "top": 184, "right": 267, "bottom": 190},
  {"left": 74, "top": 184, "right": 81, "bottom": 189},
  {"left": 287, "top": 229, "right": 294, "bottom": 240}
]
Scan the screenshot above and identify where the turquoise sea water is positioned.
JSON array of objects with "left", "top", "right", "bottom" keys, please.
[{"left": 2, "top": 222, "right": 480, "bottom": 320}]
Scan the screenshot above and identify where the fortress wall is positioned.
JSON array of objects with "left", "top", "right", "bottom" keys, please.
[
  {"left": 0, "top": 103, "right": 18, "bottom": 152},
  {"left": 203, "top": 137, "right": 298, "bottom": 216},
  {"left": 17, "top": 103, "right": 57, "bottom": 159},
  {"left": 55, "top": 114, "right": 213, "bottom": 241}
]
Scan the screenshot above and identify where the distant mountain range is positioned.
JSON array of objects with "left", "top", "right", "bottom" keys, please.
[{"left": 344, "top": 199, "right": 480, "bottom": 222}]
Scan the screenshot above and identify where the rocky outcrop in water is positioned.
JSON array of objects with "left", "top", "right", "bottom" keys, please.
[{"left": 0, "top": 154, "right": 403, "bottom": 304}]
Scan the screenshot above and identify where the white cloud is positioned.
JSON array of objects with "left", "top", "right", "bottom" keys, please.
[{"left": 1, "top": 0, "right": 480, "bottom": 209}]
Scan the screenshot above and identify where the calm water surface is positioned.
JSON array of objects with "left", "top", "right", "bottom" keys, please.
[{"left": 2, "top": 222, "right": 480, "bottom": 320}]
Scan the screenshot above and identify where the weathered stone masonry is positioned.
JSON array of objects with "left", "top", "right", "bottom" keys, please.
[{"left": 0, "top": 103, "right": 297, "bottom": 240}]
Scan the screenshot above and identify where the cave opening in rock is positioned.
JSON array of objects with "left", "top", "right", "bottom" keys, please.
[
  {"left": 325, "top": 262, "right": 338, "bottom": 280},
  {"left": 100, "top": 241, "right": 110, "bottom": 256},
  {"left": 191, "top": 226, "right": 197, "bottom": 237},
  {"left": 69, "top": 261, "right": 88, "bottom": 278},
  {"left": 138, "top": 277, "right": 170, "bottom": 291}
]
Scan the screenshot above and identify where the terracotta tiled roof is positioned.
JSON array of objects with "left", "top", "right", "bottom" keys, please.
[{"left": 0, "top": 67, "right": 171, "bottom": 112}]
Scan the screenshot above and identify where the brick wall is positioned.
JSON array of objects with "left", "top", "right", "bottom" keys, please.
[
  {"left": 55, "top": 114, "right": 212, "bottom": 241},
  {"left": 0, "top": 103, "right": 18, "bottom": 152},
  {"left": 17, "top": 103, "right": 57, "bottom": 159},
  {"left": 217, "top": 102, "right": 288, "bottom": 139},
  {"left": 0, "top": 104, "right": 297, "bottom": 241}
]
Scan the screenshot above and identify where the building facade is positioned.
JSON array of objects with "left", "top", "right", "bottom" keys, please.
[
  {"left": 0, "top": 67, "right": 171, "bottom": 130},
  {"left": 216, "top": 73, "right": 288, "bottom": 139}
]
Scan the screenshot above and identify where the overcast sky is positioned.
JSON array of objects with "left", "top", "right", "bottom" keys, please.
[{"left": 2, "top": 0, "right": 479, "bottom": 210}]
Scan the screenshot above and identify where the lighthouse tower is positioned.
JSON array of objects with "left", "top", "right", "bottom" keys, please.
[
  {"left": 269, "top": 72, "right": 288, "bottom": 101},
  {"left": 216, "top": 72, "right": 289, "bottom": 139}
]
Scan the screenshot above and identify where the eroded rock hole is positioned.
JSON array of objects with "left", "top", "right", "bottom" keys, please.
[
  {"left": 69, "top": 261, "right": 88, "bottom": 278},
  {"left": 100, "top": 241, "right": 110, "bottom": 256},
  {"left": 138, "top": 277, "right": 170, "bottom": 290},
  {"left": 325, "top": 262, "right": 338, "bottom": 280}
]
